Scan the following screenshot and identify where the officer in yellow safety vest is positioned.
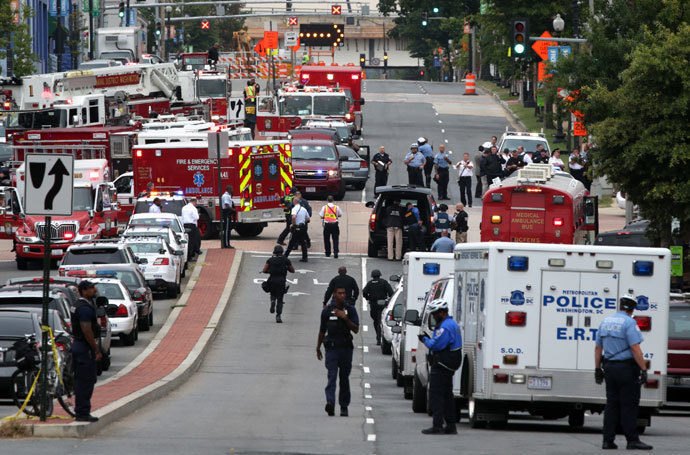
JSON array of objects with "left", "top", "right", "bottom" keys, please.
[
  {"left": 319, "top": 195, "right": 342, "bottom": 258},
  {"left": 243, "top": 79, "right": 259, "bottom": 138}
]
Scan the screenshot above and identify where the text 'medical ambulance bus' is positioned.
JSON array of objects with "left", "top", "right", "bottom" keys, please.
[{"left": 481, "top": 164, "right": 598, "bottom": 244}]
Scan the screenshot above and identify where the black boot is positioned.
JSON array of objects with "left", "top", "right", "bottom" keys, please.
[
  {"left": 270, "top": 299, "right": 276, "bottom": 314},
  {"left": 276, "top": 315, "right": 282, "bottom": 323}
]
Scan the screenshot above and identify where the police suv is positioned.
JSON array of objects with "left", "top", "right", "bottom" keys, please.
[{"left": 454, "top": 242, "right": 670, "bottom": 431}]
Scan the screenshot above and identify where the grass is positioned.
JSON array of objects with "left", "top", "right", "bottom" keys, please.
[
  {"left": 0, "top": 419, "right": 29, "bottom": 438},
  {"left": 599, "top": 195, "right": 613, "bottom": 208}
]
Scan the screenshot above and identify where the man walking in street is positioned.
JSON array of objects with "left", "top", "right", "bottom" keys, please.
[
  {"left": 284, "top": 197, "right": 309, "bottom": 262},
  {"left": 456, "top": 152, "right": 474, "bottom": 207},
  {"left": 453, "top": 203, "right": 468, "bottom": 243},
  {"left": 323, "top": 266, "right": 359, "bottom": 307},
  {"left": 434, "top": 144, "right": 451, "bottom": 200},
  {"left": 418, "top": 137, "right": 434, "bottom": 188},
  {"left": 362, "top": 270, "right": 394, "bottom": 346},
  {"left": 221, "top": 185, "right": 235, "bottom": 249},
  {"left": 181, "top": 197, "right": 202, "bottom": 261},
  {"left": 316, "top": 286, "right": 359, "bottom": 417},
  {"left": 207, "top": 42, "right": 220, "bottom": 65},
  {"left": 262, "top": 245, "right": 295, "bottom": 323},
  {"left": 484, "top": 146, "right": 504, "bottom": 186},
  {"left": 405, "top": 202, "right": 424, "bottom": 252},
  {"left": 419, "top": 299, "right": 462, "bottom": 435},
  {"left": 319, "top": 195, "right": 342, "bottom": 258},
  {"left": 404, "top": 143, "right": 425, "bottom": 186},
  {"left": 594, "top": 295, "right": 653, "bottom": 450},
  {"left": 71, "top": 280, "right": 102, "bottom": 422},
  {"left": 277, "top": 188, "right": 295, "bottom": 246},
  {"left": 385, "top": 199, "right": 403, "bottom": 261},
  {"left": 371, "top": 146, "right": 392, "bottom": 190}
]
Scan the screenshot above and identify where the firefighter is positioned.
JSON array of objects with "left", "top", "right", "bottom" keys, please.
[
  {"left": 319, "top": 195, "right": 342, "bottom": 258},
  {"left": 277, "top": 188, "right": 295, "bottom": 246},
  {"left": 221, "top": 185, "right": 236, "bottom": 249},
  {"left": 243, "top": 80, "right": 258, "bottom": 139},
  {"left": 371, "top": 146, "right": 392, "bottom": 190},
  {"left": 362, "top": 270, "right": 394, "bottom": 346}
]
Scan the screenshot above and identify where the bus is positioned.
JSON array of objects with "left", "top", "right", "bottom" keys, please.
[{"left": 481, "top": 164, "right": 598, "bottom": 244}]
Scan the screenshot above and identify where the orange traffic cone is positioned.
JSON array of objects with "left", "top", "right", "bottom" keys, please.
[{"left": 463, "top": 73, "right": 477, "bottom": 95}]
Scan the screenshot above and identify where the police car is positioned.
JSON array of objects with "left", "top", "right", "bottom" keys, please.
[
  {"left": 121, "top": 236, "right": 183, "bottom": 299},
  {"left": 122, "top": 225, "right": 188, "bottom": 274},
  {"left": 58, "top": 242, "right": 139, "bottom": 276},
  {"left": 128, "top": 212, "right": 190, "bottom": 272},
  {"left": 497, "top": 130, "right": 550, "bottom": 155},
  {"left": 380, "top": 275, "right": 404, "bottom": 356},
  {"left": 91, "top": 278, "right": 139, "bottom": 346}
]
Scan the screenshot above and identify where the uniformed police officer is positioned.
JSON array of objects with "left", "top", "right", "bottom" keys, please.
[
  {"left": 404, "top": 143, "right": 425, "bottom": 186},
  {"left": 433, "top": 204, "right": 452, "bottom": 237},
  {"left": 284, "top": 198, "right": 310, "bottom": 262},
  {"left": 362, "top": 270, "right": 394, "bottom": 346},
  {"left": 316, "top": 286, "right": 360, "bottom": 417},
  {"left": 594, "top": 295, "right": 653, "bottom": 450},
  {"left": 323, "top": 266, "right": 359, "bottom": 307},
  {"left": 404, "top": 202, "right": 424, "bottom": 251},
  {"left": 433, "top": 145, "right": 452, "bottom": 200},
  {"left": 221, "top": 185, "right": 235, "bottom": 249},
  {"left": 71, "top": 280, "right": 102, "bottom": 422},
  {"left": 419, "top": 299, "right": 462, "bottom": 435},
  {"left": 418, "top": 137, "right": 434, "bottom": 188}
]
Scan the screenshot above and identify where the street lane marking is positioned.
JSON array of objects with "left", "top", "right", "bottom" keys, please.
[
  {"left": 363, "top": 366, "right": 370, "bottom": 373},
  {"left": 367, "top": 434, "right": 377, "bottom": 442},
  {"left": 365, "top": 406, "right": 372, "bottom": 411},
  {"left": 366, "top": 418, "right": 375, "bottom": 424},
  {"left": 438, "top": 120, "right": 443, "bottom": 124},
  {"left": 363, "top": 325, "right": 368, "bottom": 332},
  {"left": 364, "top": 383, "right": 371, "bottom": 388},
  {"left": 441, "top": 129, "right": 445, "bottom": 133},
  {"left": 363, "top": 346, "right": 369, "bottom": 353},
  {"left": 365, "top": 394, "right": 372, "bottom": 399},
  {"left": 445, "top": 139, "right": 449, "bottom": 143}
]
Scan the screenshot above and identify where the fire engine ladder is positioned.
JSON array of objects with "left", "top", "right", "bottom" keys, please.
[
  {"left": 150, "top": 66, "right": 179, "bottom": 99},
  {"left": 10, "top": 143, "right": 108, "bottom": 161}
]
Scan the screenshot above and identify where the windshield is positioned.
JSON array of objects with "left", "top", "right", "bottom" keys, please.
[
  {"left": 313, "top": 96, "right": 348, "bottom": 116},
  {"left": 130, "top": 217, "right": 181, "bottom": 233},
  {"left": 292, "top": 144, "right": 336, "bottom": 161},
  {"left": 500, "top": 139, "right": 549, "bottom": 154},
  {"left": 343, "top": 88, "right": 353, "bottom": 103},
  {"left": 94, "top": 283, "right": 124, "bottom": 300},
  {"left": 335, "top": 126, "right": 350, "bottom": 140},
  {"left": 80, "top": 61, "right": 112, "bottom": 70},
  {"left": 62, "top": 249, "right": 126, "bottom": 265},
  {"left": 183, "top": 57, "right": 206, "bottom": 69},
  {"left": 73, "top": 187, "right": 93, "bottom": 211},
  {"left": 670, "top": 307, "right": 690, "bottom": 340},
  {"left": 134, "top": 200, "right": 185, "bottom": 216},
  {"left": 197, "top": 79, "right": 227, "bottom": 98},
  {"left": 6, "top": 109, "right": 66, "bottom": 129},
  {"left": 0, "top": 315, "right": 35, "bottom": 337},
  {"left": 128, "top": 242, "right": 165, "bottom": 254},
  {"left": 338, "top": 146, "right": 360, "bottom": 160},
  {"left": 280, "top": 95, "right": 312, "bottom": 116}
]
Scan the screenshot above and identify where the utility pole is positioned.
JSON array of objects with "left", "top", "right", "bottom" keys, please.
[{"left": 88, "top": 0, "right": 94, "bottom": 59}]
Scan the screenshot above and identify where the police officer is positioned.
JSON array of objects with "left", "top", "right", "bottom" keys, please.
[
  {"left": 419, "top": 299, "right": 462, "bottom": 435},
  {"left": 295, "top": 191, "right": 313, "bottom": 248},
  {"left": 404, "top": 143, "right": 425, "bottom": 186},
  {"left": 284, "top": 197, "right": 309, "bottom": 262},
  {"left": 323, "top": 266, "right": 359, "bottom": 307},
  {"left": 71, "top": 280, "right": 102, "bottom": 422},
  {"left": 404, "top": 202, "right": 424, "bottom": 251},
  {"left": 181, "top": 197, "right": 202, "bottom": 261},
  {"left": 417, "top": 137, "right": 434, "bottom": 188},
  {"left": 277, "top": 188, "right": 295, "bottom": 246},
  {"left": 371, "top": 146, "right": 392, "bottom": 190},
  {"left": 433, "top": 203, "right": 452, "bottom": 237},
  {"left": 595, "top": 295, "right": 653, "bottom": 450},
  {"left": 262, "top": 245, "right": 295, "bottom": 323},
  {"left": 316, "top": 286, "right": 360, "bottom": 417},
  {"left": 319, "top": 195, "right": 342, "bottom": 258},
  {"left": 221, "top": 185, "right": 235, "bottom": 249},
  {"left": 362, "top": 270, "right": 394, "bottom": 346},
  {"left": 433, "top": 144, "right": 451, "bottom": 200}
]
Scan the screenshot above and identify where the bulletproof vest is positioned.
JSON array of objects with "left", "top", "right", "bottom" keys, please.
[
  {"left": 404, "top": 209, "right": 418, "bottom": 226},
  {"left": 283, "top": 194, "right": 294, "bottom": 215},
  {"left": 71, "top": 298, "right": 101, "bottom": 342},
  {"left": 325, "top": 304, "right": 353, "bottom": 341},
  {"left": 435, "top": 212, "right": 451, "bottom": 230},
  {"left": 366, "top": 279, "right": 389, "bottom": 301}
]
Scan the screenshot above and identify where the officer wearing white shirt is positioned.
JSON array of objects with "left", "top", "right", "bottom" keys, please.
[
  {"left": 548, "top": 149, "right": 565, "bottom": 171},
  {"left": 455, "top": 152, "right": 474, "bottom": 208},
  {"left": 181, "top": 198, "right": 201, "bottom": 261},
  {"left": 518, "top": 146, "right": 533, "bottom": 164},
  {"left": 285, "top": 198, "right": 310, "bottom": 262},
  {"left": 221, "top": 185, "right": 235, "bottom": 249},
  {"left": 149, "top": 198, "right": 162, "bottom": 213}
]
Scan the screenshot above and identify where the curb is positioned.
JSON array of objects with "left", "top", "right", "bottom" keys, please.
[
  {"left": 476, "top": 84, "right": 527, "bottom": 132},
  {"left": 29, "top": 250, "right": 244, "bottom": 438}
]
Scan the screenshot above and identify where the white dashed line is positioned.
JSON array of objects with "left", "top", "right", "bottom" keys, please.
[
  {"left": 364, "top": 383, "right": 371, "bottom": 389},
  {"left": 441, "top": 129, "right": 445, "bottom": 133},
  {"left": 363, "top": 325, "right": 368, "bottom": 332},
  {"left": 445, "top": 139, "right": 449, "bottom": 143},
  {"left": 438, "top": 120, "right": 442, "bottom": 124},
  {"left": 365, "top": 394, "right": 373, "bottom": 399},
  {"left": 363, "top": 346, "right": 369, "bottom": 353},
  {"left": 366, "top": 418, "right": 375, "bottom": 424},
  {"left": 435, "top": 112, "right": 438, "bottom": 116},
  {"left": 365, "top": 406, "right": 373, "bottom": 411},
  {"left": 363, "top": 366, "right": 370, "bottom": 373},
  {"left": 367, "top": 434, "right": 377, "bottom": 442}
]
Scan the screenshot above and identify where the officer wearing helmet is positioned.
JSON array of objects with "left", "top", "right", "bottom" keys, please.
[
  {"left": 594, "top": 295, "right": 652, "bottom": 450},
  {"left": 417, "top": 137, "right": 434, "bottom": 188},
  {"left": 362, "top": 269, "right": 394, "bottom": 346},
  {"left": 404, "top": 143, "right": 425, "bottom": 186},
  {"left": 418, "top": 299, "right": 462, "bottom": 435}
]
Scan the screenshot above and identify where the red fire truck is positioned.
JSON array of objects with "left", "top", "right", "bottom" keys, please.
[
  {"left": 481, "top": 164, "right": 598, "bottom": 244},
  {"left": 131, "top": 139, "right": 292, "bottom": 238},
  {"left": 299, "top": 64, "right": 364, "bottom": 135}
]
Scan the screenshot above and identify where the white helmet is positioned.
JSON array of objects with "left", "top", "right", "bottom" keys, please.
[
  {"left": 417, "top": 137, "right": 426, "bottom": 145},
  {"left": 426, "top": 299, "right": 449, "bottom": 313}
]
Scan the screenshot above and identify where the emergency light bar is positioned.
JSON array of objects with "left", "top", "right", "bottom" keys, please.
[
  {"left": 422, "top": 263, "right": 440, "bottom": 275},
  {"left": 507, "top": 256, "right": 528, "bottom": 271},
  {"left": 634, "top": 316, "right": 652, "bottom": 331},
  {"left": 633, "top": 261, "right": 654, "bottom": 276}
]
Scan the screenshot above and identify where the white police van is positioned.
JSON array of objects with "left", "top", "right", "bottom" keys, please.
[
  {"left": 395, "top": 252, "right": 454, "bottom": 399},
  {"left": 455, "top": 242, "right": 669, "bottom": 431}
]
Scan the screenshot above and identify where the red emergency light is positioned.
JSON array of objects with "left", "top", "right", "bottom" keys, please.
[
  {"left": 369, "top": 213, "right": 376, "bottom": 231},
  {"left": 114, "top": 304, "right": 129, "bottom": 317},
  {"left": 3, "top": 101, "right": 10, "bottom": 110},
  {"left": 634, "top": 316, "right": 652, "bottom": 331},
  {"left": 505, "top": 311, "right": 526, "bottom": 326},
  {"left": 553, "top": 217, "right": 564, "bottom": 227},
  {"left": 301, "top": 73, "right": 310, "bottom": 80},
  {"left": 135, "top": 150, "right": 142, "bottom": 157},
  {"left": 351, "top": 74, "right": 359, "bottom": 80},
  {"left": 153, "top": 258, "right": 169, "bottom": 266},
  {"left": 89, "top": 171, "right": 100, "bottom": 180},
  {"left": 63, "top": 231, "right": 75, "bottom": 241}
]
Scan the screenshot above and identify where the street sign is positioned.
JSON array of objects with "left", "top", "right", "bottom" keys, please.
[
  {"left": 24, "top": 154, "right": 74, "bottom": 216},
  {"left": 531, "top": 31, "right": 556, "bottom": 60},
  {"left": 127, "top": 8, "right": 136, "bottom": 27},
  {"left": 49, "top": 0, "right": 68, "bottom": 16},
  {"left": 264, "top": 31, "right": 279, "bottom": 50},
  {"left": 548, "top": 45, "right": 572, "bottom": 64},
  {"left": 573, "top": 122, "right": 587, "bottom": 136},
  {"left": 670, "top": 246, "right": 683, "bottom": 277},
  {"left": 208, "top": 130, "right": 229, "bottom": 160},
  {"left": 370, "top": 57, "right": 380, "bottom": 66},
  {"left": 285, "top": 31, "right": 298, "bottom": 47},
  {"left": 433, "top": 57, "right": 440, "bottom": 68},
  {"left": 228, "top": 98, "right": 245, "bottom": 121}
]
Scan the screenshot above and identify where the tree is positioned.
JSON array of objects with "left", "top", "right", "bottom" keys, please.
[
  {"left": 584, "top": 23, "right": 690, "bottom": 246},
  {"left": 0, "top": 2, "right": 38, "bottom": 77}
]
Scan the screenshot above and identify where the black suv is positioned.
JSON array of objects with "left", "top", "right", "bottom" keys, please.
[
  {"left": 365, "top": 185, "right": 437, "bottom": 258},
  {"left": 595, "top": 220, "right": 652, "bottom": 247}
]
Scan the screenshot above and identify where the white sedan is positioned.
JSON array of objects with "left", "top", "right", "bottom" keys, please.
[
  {"left": 123, "top": 236, "right": 182, "bottom": 299},
  {"left": 127, "top": 213, "right": 189, "bottom": 272},
  {"left": 380, "top": 284, "right": 404, "bottom": 355},
  {"left": 92, "top": 278, "right": 138, "bottom": 346}
]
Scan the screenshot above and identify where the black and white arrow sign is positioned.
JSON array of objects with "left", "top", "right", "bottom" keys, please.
[
  {"left": 24, "top": 154, "right": 74, "bottom": 216},
  {"left": 228, "top": 98, "right": 245, "bottom": 121}
]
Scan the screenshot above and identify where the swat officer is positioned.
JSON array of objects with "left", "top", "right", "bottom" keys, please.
[
  {"left": 433, "top": 204, "right": 452, "bottom": 237},
  {"left": 419, "top": 299, "right": 462, "bottom": 435},
  {"left": 371, "top": 146, "right": 392, "bottom": 190},
  {"left": 362, "top": 270, "right": 394, "bottom": 346},
  {"left": 316, "top": 286, "right": 360, "bottom": 417},
  {"left": 284, "top": 197, "right": 310, "bottom": 262},
  {"left": 404, "top": 202, "right": 424, "bottom": 251},
  {"left": 71, "top": 280, "right": 102, "bottom": 422},
  {"left": 594, "top": 295, "right": 653, "bottom": 450},
  {"left": 323, "top": 266, "right": 359, "bottom": 307}
]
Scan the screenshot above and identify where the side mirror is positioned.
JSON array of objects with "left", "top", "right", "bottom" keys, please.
[
  {"left": 137, "top": 257, "right": 148, "bottom": 265},
  {"left": 365, "top": 201, "right": 375, "bottom": 208},
  {"left": 339, "top": 156, "right": 347, "bottom": 162},
  {"left": 174, "top": 250, "right": 184, "bottom": 256},
  {"left": 159, "top": 249, "right": 166, "bottom": 255},
  {"left": 180, "top": 239, "right": 188, "bottom": 244},
  {"left": 95, "top": 295, "right": 109, "bottom": 307},
  {"left": 391, "top": 325, "right": 402, "bottom": 334},
  {"left": 404, "top": 309, "right": 420, "bottom": 325},
  {"left": 359, "top": 98, "right": 365, "bottom": 106},
  {"left": 386, "top": 319, "right": 397, "bottom": 327},
  {"left": 389, "top": 274, "right": 400, "bottom": 282}
]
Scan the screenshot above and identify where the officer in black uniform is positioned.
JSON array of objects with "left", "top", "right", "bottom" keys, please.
[
  {"left": 277, "top": 188, "right": 295, "bottom": 246},
  {"left": 362, "top": 270, "right": 394, "bottom": 346},
  {"left": 71, "top": 280, "right": 102, "bottom": 422},
  {"left": 371, "top": 146, "right": 392, "bottom": 191},
  {"left": 316, "top": 286, "right": 360, "bottom": 417},
  {"left": 323, "top": 266, "right": 359, "bottom": 307},
  {"left": 433, "top": 204, "right": 452, "bottom": 238}
]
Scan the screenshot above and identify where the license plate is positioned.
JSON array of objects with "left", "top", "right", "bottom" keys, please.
[
  {"left": 306, "top": 187, "right": 316, "bottom": 193},
  {"left": 528, "top": 376, "right": 552, "bottom": 390},
  {"left": 51, "top": 249, "right": 63, "bottom": 256},
  {"left": 262, "top": 211, "right": 272, "bottom": 219},
  {"left": 343, "top": 172, "right": 354, "bottom": 177}
]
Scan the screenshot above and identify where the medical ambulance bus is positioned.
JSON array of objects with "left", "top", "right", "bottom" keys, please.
[
  {"left": 481, "top": 164, "right": 598, "bottom": 244},
  {"left": 454, "top": 242, "right": 670, "bottom": 431}
]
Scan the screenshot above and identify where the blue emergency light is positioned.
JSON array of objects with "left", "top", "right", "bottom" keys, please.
[
  {"left": 633, "top": 260, "right": 654, "bottom": 276},
  {"left": 507, "top": 256, "right": 529, "bottom": 271},
  {"left": 423, "top": 263, "right": 440, "bottom": 275}
]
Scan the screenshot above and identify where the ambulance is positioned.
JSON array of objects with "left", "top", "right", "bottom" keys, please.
[
  {"left": 394, "top": 252, "right": 454, "bottom": 399},
  {"left": 454, "top": 242, "right": 670, "bottom": 431}
]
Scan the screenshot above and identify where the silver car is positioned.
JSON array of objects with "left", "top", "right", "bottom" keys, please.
[{"left": 337, "top": 145, "right": 369, "bottom": 190}]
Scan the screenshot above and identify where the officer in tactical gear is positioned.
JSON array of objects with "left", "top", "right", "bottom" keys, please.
[
  {"left": 316, "top": 286, "right": 359, "bottom": 417},
  {"left": 71, "top": 280, "right": 102, "bottom": 422},
  {"left": 362, "top": 269, "right": 394, "bottom": 345},
  {"left": 277, "top": 188, "right": 295, "bottom": 246}
]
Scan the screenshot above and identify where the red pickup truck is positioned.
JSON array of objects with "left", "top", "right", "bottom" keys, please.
[{"left": 290, "top": 139, "right": 345, "bottom": 200}]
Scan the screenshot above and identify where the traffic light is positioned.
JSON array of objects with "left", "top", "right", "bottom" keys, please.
[
  {"left": 331, "top": 4, "right": 341, "bottom": 15},
  {"left": 118, "top": 0, "right": 125, "bottom": 18},
  {"left": 511, "top": 18, "right": 529, "bottom": 57},
  {"left": 419, "top": 70, "right": 425, "bottom": 79},
  {"left": 155, "top": 20, "right": 162, "bottom": 36},
  {"left": 432, "top": 7, "right": 439, "bottom": 14},
  {"left": 359, "top": 53, "right": 365, "bottom": 66},
  {"left": 421, "top": 12, "right": 428, "bottom": 26}
]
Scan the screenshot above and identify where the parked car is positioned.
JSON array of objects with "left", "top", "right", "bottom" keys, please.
[
  {"left": 365, "top": 185, "right": 437, "bottom": 258},
  {"left": 59, "top": 242, "right": 139, "bottom": 276},
  {"left": 123, "top": 236, "right": 183, "bottom": 298},
  {"left": 380, "top": 276, "right": 404, "bottom": 355},
  {"left": 92, "top": 278, "right": 139, "bottom": 346},
  {"left": 0, "top": 311, "right": 42, "bottom": 397},
  {"left": 304, "top": 119, "right": 353, "bottom": 143},
  {"left": 595, "top": 220, "right": 652, "bottom": 247},
  {"left": 133, "top": 194, "right": 188, "bottom": 217},
  {"left": 121, "top": 225, "right": 188, "bottom": 273},
  {"left": 127, "top": 212, "right": 189, "bottom": 271},
  {"left": 337, "top": 145, "right": 369, "bottom": 190}
]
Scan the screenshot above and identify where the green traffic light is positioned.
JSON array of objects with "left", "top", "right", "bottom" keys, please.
[
  {"left": 119, "top": 11, "right": 125, "bottom": 18},
  {"left": 422, "top": 20, "right": 428, "bottom": 26},
  {"left": 433, "top": 7, "right": 439, "bottom": 13},
  {"left": 514, "top": 43, "right": 525, "bottom": 54}
]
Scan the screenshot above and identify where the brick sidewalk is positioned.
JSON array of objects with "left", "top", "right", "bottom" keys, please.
[{"left": 34, "top": 248, "right": 235, "bottom": 424}]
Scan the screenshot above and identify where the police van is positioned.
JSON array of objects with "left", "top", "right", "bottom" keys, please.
[
  {"left": 455, "top": 242, "right": 669, "bottom": 431},
  {"left": 394, "top": 252, "right": 454, "bottom": 399}
]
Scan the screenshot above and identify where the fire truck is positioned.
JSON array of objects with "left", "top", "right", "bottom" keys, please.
[
  {"left": 299, "top": 65, "right": 364, "bottom": 135},
  {"left": 481, "top": 164, "right": 598, "bottom": 244},
  {"left": 178, "top": 68, "right": 231, "bottom": 123},
  {"left": 178, "top": 52, "right": 209, "bottom": 71},
  {"left": 8, "top": 159, "right": 120, "bottom": 269},
  {"left": 131, "top": 139, "right": 292, "bottom": 238},
  {"left": 256, "top": 86, "right": 351, "bottom": 138}
]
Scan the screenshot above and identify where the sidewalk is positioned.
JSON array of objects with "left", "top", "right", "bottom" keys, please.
[{"left": 21, "top": 247, "right": 241, "bottom": 437}]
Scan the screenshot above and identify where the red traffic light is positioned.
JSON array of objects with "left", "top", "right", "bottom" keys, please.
[
  {"left": 331, "top": 5, "right": 341, "bottom": 15},
  {"left": 201, "top": 20, "right": 210, "bottom": 30},
  {"left": 420, "top": 70, "right": 425, "bottom": 76},
  {"left": 515, "top": 22, "right": 524, "bottom": 32},
  {"left": 288, "top": 17, "right": 298, "bottom": 26}
]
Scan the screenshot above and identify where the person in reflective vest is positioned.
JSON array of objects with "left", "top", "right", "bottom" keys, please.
[
  {"left": 319, "top": 195, "right": 342, "bottom": 258},
  {"left": 243, "top": 80, "right": 258, "bottom": 138}
]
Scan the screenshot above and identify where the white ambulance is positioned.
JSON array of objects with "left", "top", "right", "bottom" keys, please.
[
  {"left": 394, "top": 252, "right": 454, "bottom": 399},
  {"left": 454, "top": 242, "right": 670, "bottom": 431}
]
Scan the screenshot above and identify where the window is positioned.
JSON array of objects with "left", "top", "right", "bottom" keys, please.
[
  {"left": 115, "top": 176, "right": 132, "bottom": 194},
  {"left": 280, "top": 95, "right": 312, "bottom": 116},
  {"left": 128, "top": 242, "right": 164, "bottom": 254},
  {"left": 0, "top": 315, "right": 35, "bottom": 337},
  {"left": 73, "top": 187, "right": 94, "bottom": 211},
  {"left": 89, "top": 99, "right": 99, "bottom": 124},
  {"left": 61, "top": 249, "right": 126, "bottom": 265},
  {"left": 94, "top": 283, "right": 125, "bottom": 300},
  {"left": 670, "top": 307, "right": 690, "bottom": 340},
  {"left": 292, "top": 145, "right": 337, "bottom": 161},
  {"left": 313, "top": 96, "right": 348, "bottom": 116},
  {"left": 197, "top": 79, "right": 227, "bottom": 98},
  {"left": 258, "top": 97, "right": 275, "bottom": 113}
]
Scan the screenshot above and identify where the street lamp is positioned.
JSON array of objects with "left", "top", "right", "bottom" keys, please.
[
  {"left": 552, "top": 14, "right": 565, "bottom": 35},
  {"left": 552, "top": 13, "right": 566, "bottom": 143}
]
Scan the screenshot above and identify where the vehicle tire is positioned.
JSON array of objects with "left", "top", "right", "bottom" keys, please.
[
  {"left": 101, "top": 348, "right": 111, "bottom": 371},
  {"left": 367, "top": 241, "right": 378, "bottom": 258},
  {"left": 16, "top": 257, "right": 28, "bottom": 270},
  {"left": 353, "top": 181, "right": 366, "bottom": 191},
  {"left": 391, "top": 359, "right": 398, "bottom": 380},
  {"left": 198, "top": 210, "right": 216, "bottom": 240},
  {"left": 568, "top": 410, "right": 585, "bottom": 428},
  {"left": 404, "top": 380, "right": 413, "bottom": 400},
  {"left": 138, "top": 309, "right": 151, "bottom": 331},
  {"left": 396, "top": 371, "right": 405, "bottom": 388},
  {"left": 176, "top": 280, "right": 181, "bottom": 295},
  {"left": 122, "top": 328, "right": 136, "bottom": 346},
  {"left": 234, "top": 223, "right": 264, "bottom": 237},
  {"left": 381, "top": 339, "right": 392, "bottom": 355},
  {"left": 181, "top": 264, "right": 186, "bottom": 278},
  {"left": 166, "top": 283, "right": 178, "bottom": 299},
  {"left": 334, "top": 185, "right": 346, "bottom": 201},
  {"left": 412, "top": 372, "right": 427, "bottom": 413},
  {"left": 149, "top": 307, "right": 154, "bottom": 326},
  {"left": 468, "top": 398, "right": 487, "bottom": 429}
]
